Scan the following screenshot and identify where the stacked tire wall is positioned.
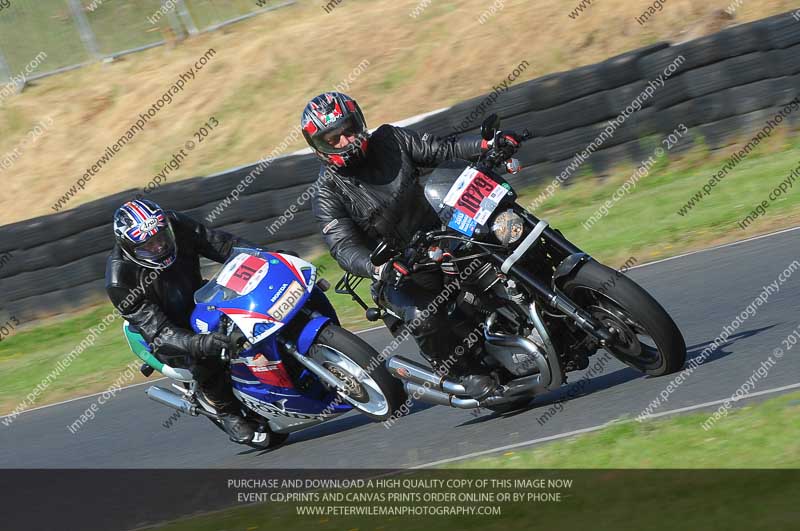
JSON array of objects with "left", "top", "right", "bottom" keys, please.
[{"left": 2, "top": 10, "right": 799, "bottom": 324}]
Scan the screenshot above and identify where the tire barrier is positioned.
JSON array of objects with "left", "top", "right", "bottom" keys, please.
[{"left": 2, "top": 9, "right": 799, "bottom": 322}]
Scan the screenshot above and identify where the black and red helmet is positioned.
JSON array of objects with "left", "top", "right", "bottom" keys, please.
[{"left": 301, "top": 92, "right": 369, "bottom": 167}]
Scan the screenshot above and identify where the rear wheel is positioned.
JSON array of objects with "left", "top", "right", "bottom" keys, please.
[
  {"left": 561, "top": 260, "right": 686, "bottom": 376},
  {"left": 309, "top": 325, "right": 406, "bottom": 421}
]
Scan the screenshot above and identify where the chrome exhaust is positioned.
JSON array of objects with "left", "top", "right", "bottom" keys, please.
[
  {"left": 387, "top": 356, "right": 467, "bottom": 395},
  {"left": 403, "top": 381, "right": 479, "bottom": 409},
  {"left": 484, "top": 313, "right": 552, "bottom": 389},
  {"left": 146, "top": 386, "right": 221, "bottom": 420},
  {"left": 483, "top": 306, "right": 564, "bottom": 392},
  {"left": 146, "top": 386, "right": 197, "bottom": 415},
  {"left": 528, "top": 302, "right": 563, "bottom": 389}
]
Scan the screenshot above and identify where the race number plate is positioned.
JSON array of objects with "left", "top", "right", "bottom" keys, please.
[
  {"left": 442, "top": 167, "right": 507, "bottom": 235},
  {"left": 216, "top": 253, "right": 269, "bottom": 296}
]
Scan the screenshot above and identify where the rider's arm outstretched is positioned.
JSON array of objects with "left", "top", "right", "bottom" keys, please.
[{"left": 392, "top": 125, "right": 486, "bottom": 166}]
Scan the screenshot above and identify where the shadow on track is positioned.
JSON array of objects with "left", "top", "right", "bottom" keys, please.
[
  {"left": 456, "top": 325, "right": 774, "bottom": 426},
  {"left": 235, "top": 325, "right": 774, "bottom": 452},
  {"left": 236, "top": 402, "right": 438, "bottom": 455}
]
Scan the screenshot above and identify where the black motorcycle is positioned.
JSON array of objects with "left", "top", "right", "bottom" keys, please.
[{"left": 336, "top": 114, "right": 686, "bottom": 412}]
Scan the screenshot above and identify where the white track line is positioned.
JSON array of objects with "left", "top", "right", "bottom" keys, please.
[
  {"left": 411, "top": 382, "right": 800, "bottom": 468},
  {"left": 4, "top": 225, "right": 800, "bottom": 421},
  {"left": 626, "top": 224, "right": 800, "bottom": 271},
  {"left": 0, "top": 378, "right": 166, "bottom": 421}
]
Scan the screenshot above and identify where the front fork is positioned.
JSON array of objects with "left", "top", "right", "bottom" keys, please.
[{"left": 492, "top": 212, "right": 616, "bottom": 346}]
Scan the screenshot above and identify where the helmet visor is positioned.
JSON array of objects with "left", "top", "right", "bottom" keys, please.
[
  {"left": 311, "top": 116, "right": 365, "bottom": 154},
  {"left": 133, "top": 225, "right": 176, "bottom": 263}
]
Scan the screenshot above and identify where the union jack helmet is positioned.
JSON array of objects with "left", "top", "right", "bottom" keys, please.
[
  {"left": 113, "top": 199, "right": 177, "bottom": 269},
  {"left": 301, "top": 92, "right": 369, "bottom": 167}
]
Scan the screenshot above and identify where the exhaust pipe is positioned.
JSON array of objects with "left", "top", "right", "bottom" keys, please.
[
  {"left": 387, "top": 356, "right": 467, "bottom": 395},
  {"left": 484, "top": 311, "right": 556, "bottom": 391},
  {"left": 527, "top": 302, "right": 563, "bottom": 389},
  {"left": 403, "top": 381, "right": 479, "bottom": 409},
  {"left": 483, "top": 320, "right": 552, "bottom": 388},
  {"left": 146, "top": 386, "right": 197, "bottom": 415}
]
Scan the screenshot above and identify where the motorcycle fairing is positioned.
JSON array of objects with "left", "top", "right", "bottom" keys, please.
[
  {"left": 191, "top": 248, "right": 353, "bottom": 431},
  {"left": 192, "top": 248, "right": 316, "bottom": 343}
]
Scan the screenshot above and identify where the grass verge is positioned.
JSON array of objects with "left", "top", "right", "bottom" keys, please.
[{"left": 455, "top": 391, "right": 800, "bottom": 469}]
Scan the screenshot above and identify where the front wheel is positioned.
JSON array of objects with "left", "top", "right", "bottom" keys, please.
[
  {"left": 309, "top": 325, "right": 406, "bottom": 421},
  {"left": 561, "top": 260, "right": 686, "bottom": 376}
]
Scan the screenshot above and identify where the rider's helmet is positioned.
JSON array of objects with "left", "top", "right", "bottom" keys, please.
[
  {"left": 113, "top": 199, "right": 177, "bottom": 269},
  {"left": 301, "top": 92, "right": 369, "bottom": 167}
]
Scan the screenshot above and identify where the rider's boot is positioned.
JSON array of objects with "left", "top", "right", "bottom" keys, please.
[
  {"left": 199, "top": 377, "right": 255, "bottom": 444},
  {"left": 216, "top": 411, "right": 256, "bottom": 444}
]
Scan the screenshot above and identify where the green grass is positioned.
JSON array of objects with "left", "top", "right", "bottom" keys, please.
[
  {"left": 456, "top": 391, "right": 800, "bottom": 469},
  {"left": 0, "top": 305, "right": 140, "bottom": 415},
  {"left": 513, "top": 134, "right": 800, "bottom": 266},
  {"left": 3, "top": 134, "right": 800, "bottom": 414},
  {"left": 145, "top": 392, "right": 800, "bottom": 531},
  {"left": 313, "top": 251, "right": 376, "bottom": 329},
  {"left": 0, "top": 2, "right": 84, "bottom": 74}
]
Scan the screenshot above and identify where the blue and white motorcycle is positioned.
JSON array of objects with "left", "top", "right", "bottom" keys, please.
[{"left": 124, "top": 248, "right": 404, "bottom": 449}]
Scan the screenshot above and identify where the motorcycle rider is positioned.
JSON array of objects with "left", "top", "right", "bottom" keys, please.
[
  {"left": 106, "top": 199, "right": 262, "bottom": 443},
  {"left": 304, "top": 92, "right": 522, "bottom": 400}
]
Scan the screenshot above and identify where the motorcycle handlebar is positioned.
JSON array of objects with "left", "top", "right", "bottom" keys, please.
[{"left": 480, "top": 127, "right": 533, "bottom": 168}]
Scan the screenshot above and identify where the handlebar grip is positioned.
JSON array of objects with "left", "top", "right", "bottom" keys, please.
[{"left": 392, "top": 262, "right": 410, "bottom": 276}]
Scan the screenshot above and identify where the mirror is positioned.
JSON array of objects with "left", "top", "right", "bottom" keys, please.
[
  {"left": 370, "top": 241, "right": 397, "bottom": 266},
  {"left": 480, "top": 113, "right": 501, "bottom": 140}
]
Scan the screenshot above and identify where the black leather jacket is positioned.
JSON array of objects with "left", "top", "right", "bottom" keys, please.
[
  {"left": 311, "top": 124, "right": 485, "bottom": 277},
  {"left": 105, "top": 211, "right": 253, "bottom": 357}
]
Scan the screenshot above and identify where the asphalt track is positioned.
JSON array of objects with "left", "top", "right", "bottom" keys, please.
[{"left": 2, "top": 228, "right": 800, "bottom": 469}]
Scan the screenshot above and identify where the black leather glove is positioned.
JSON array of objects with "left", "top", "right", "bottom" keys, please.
[
  {"left": 493, "top": 130, "right": 522, "bottom": 160},
  {"left": 190, "top": 332, "right": 233, "bottom": 360}
]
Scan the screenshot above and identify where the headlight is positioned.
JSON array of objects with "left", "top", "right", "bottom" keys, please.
[{"left": 491, "top": 210, "right": 524, "bottom": 245}]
